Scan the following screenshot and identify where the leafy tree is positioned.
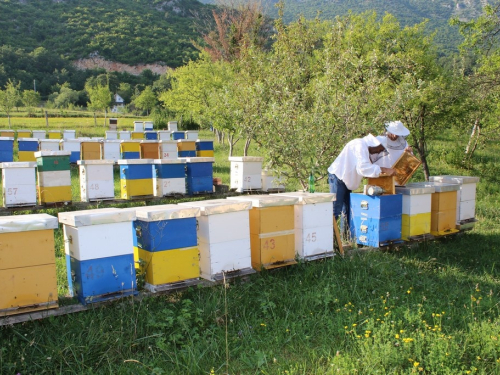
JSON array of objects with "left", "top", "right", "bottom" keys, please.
[
  {"left": 133, "top": 86, "right": 157, "bottom": 116},
  {"left": 0, "top": 79, "right": 21, "bottom": 128},
  {"left": 117, "top": 82, "right": 133, "bottom": 104},
  {"left": 21, "top": 89, "right": 41, "bottom": 116},
  {"left": 50, "top": 83, "right": 80, "bottom": 109},
  {"left": 85, "top": 81, "right": 112, "bottom": 127}
]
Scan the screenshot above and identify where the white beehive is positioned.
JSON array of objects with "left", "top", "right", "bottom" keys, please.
[
  {"left": 133, "top": 121, "right": 144, "bottom": 132},
  {"left": 1, "top": 162, "right": 37, "bottom": 207},
  {"left": 32, "top": 130, "right": 46, "bottom": 140},
  {"left": 78, "top": 160, "right": 115, "bottom": 202},
  {"left": 158, "top": 131, "right": 173, "bottom": 140},
  {"left": 185, "top": 131, "right": 199, "bottom": 140},
  {"left": 229, "top": 156, "right": 264, "bottom": 192},
  {"left": 105, "top": 131, "right": 118, "bottom": 140},
  {"left": 102, "top": 140, "right": 121, "bottom": 161},
  {"left": 277, "top": 192, "right": 336, "bottom": 260},
  {"left": 153, "top": 159, "right": 186, "bottom": 197},
  {"left": 63, "top": 130, "right": 76, "bottom": 140},
  {"left": 261, "top": 168, "right": 285, "bottom": 192},
  {"left": 168, "top": 121, "right": 178, "bottom": 131},
  {"left": 159, "top": 140, "right": 178, "bottom": 159},
  {"left": 39, "top": 139, "right": 61, "bottom": 151},
  {"left": 179, "top": 199, "right": 255, "bottom": 281},
  {"left": 119, "top": 131, "right": 131, "bottom": 140},
  {"left": 144, "top": 121, "right": 154, "bottom": 130}
]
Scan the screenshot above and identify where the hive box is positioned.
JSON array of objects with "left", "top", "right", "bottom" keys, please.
[
  {"left": 177, "top": 139, "right": 196, "bottom": 158},
  {"left": 185, "top": 131, "right": 199, "bottom": 140},
  {"left": 196, "top": 140, "right": 214, "bottom": 158},
  {"left": 17, "top": 137, "right": 39, "bottom": 162},
  {"left": 131, "top": 131, "right": 144, "bottom": 140},
  {"left": 16, "top": 129, "right": 31, "bottom": 138},
  {"left": 60, "top": 139, "right": 81, "bottom": 163},
  {"left": 78, "top": 160, "right": 115, "bottom": 202},
  {"left": 117, "top": 159, "right": 154, "bottom": 199},
  {"left": 102, "top": 140, "right": 121, "bottom": 161},
  {"left": 140, "top": 140, "right": 160, "bottom": 159},
  {"left": 1, "top": 162, "right": 37, "bottom": 207},
  {"left": 80, "top": 140, "right": 102, "bottom": 160},
  {"left": 350, "top": 193, "right": 402, "bottom": 247},
  {"left": 133, "top": 121, "right": 144, "bottom": 132},
  {"left": 179, "top": 199, "right": 255, "bottom": 281},
  {"left": 39, "top": 139, "right": 60, "bottom": 152},
  {"left": 153, "top": 159, "right": 186, "bottom": 197},
  {"left": 105, "top": 131, "right": 118, "bottom": 140},
  {"left": 32, "top": 130, "right": 46, "bottom": 140},
  {"left": 144, "top": 131, "right": 157, "bottom": 140},
  {"left": 227, "top": 195, "right": 298, "bottom": 270},
  {"left": 396, "top": 183, "right": 435, "bottom": 240},
  {"left": 59, "top": 208, "right": 137, "bottom": 305},
  {"left": 183, "top": 157, "right": 215, "bottom": 195},
  {"left": 63, "top": 130, "right": 76, "bottom": 140},
  {"left": 144, "top": 121, "right": 154, "bottom": 131},
  {"left": 35, "top": 151, "right": 72, "bottom": 204},
  {"left": 261, "top": 169, "right": 285, "bottom": 192},
  {"left": 119, "top": 131, "right": 131, "bottom": 140},
  {"left": 158, "top": 131, "right": 173, "bottom": 141},
  {"left": 229, "top": 156, "right": 264, "bottom": 192},
  {"left": 159, "top": 140, "right": 178, "bottom": 159},
  {"left": 132, "top": 205, "right": 201, "bottom": 292},
  {"left": 0, "top": 137, "right": 14, "bottom": 162},
  {"left": 48, "top": 130, "right": 61, "bottom": 139},
  {"left": 120, "top": 140, "right": 141, "bottom": 159},
  {"left": 0, "top": 214, "right": 59, "bottom": 315},
  {"left": 419, "top": 182, "right": 460, "bottom": 236},
  {"left": 277, "top": 192, "right": 336, "bottom": 260},
  {"left": 168, "top": 121, "right": 178, "bottom": 131}
]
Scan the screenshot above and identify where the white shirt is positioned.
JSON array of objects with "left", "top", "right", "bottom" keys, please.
[
  {"left": 327, "top": 137, "right": 382, "bottom": 191},
  {"left": 371, "top": 136, "right": 408, "bottom": 168}
]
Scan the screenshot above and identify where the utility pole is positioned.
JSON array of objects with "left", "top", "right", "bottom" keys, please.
[{"left": 34, "top": 79, "right": 36, "bottom": 92}]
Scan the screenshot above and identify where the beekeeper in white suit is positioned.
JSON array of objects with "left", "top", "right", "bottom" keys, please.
[{"left": 371, "top": 121, "right": 413, "bottom": 168}]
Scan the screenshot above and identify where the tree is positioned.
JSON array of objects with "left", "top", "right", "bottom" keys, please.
[
  {"left": 85, "top": 81, "right": 112, "bottom": 127},
  {"left": 22, "top": 89, "right": 41, "bottom": 116},
  {"left": 0, "top": 79, "right": 21, "bottom": 128},
  {"left": 50, "top": 83, "right": 80, "bottom": 109},
  {"left": 133, "top": 86, "right": 157, "bottom": 116}
]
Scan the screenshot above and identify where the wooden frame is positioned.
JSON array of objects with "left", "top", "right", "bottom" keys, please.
[{"left": 391, "top": 151, "right": 422, "bottom": 186}]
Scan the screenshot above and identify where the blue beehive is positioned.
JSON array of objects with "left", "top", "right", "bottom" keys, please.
[
  {"left": 350, "top": 193, "right": 403, "bottom": 247},
  {"left": 178, "top": 150, "right": 197, "bottom": 157},
  {"left": 172, "top": 131, "right": 185, "bottom": 140},
  {"left": 0, "top": 137, "right": 14, "bottom": 162},
  {"left": 196, "top": 140, "right": 214, "bottom": 151},
  {"left": 183, "top": 157, "right": 215, "bottom": 195},
  {"left": 144, "top": 131, "right": 158, "bottom": 140}
]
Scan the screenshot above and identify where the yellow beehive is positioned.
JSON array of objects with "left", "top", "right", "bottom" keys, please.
[
  {"left": 197, "top": 150, "right": 214, "bottom": 157},
  {"left": 177, "top": 140, "right": 196, "bottom": 151},
  {"left": 0, "top": 130, "right": 15, "bottom": 137},
  {"left": 131, "top": 131, "right": 145, "bottom": 140},
  {"left": 16, "top": 130, "right": 31, "bottom": 138},
  {"left": 80, "top": 141, "right": 102, "bottom": 160},
  {"left": 227, "top": 195, "right": 298, "bottom": 270},
  {"left": 428, "top": 183, "right": 460, "bottom": 236},
  {"left": 0, "top": 214, "right": 59, "bottom": 315},
  {"left": 48, "top": 130, "right": 62, "bottom": 139}
]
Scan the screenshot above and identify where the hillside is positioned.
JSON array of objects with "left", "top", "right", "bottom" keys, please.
[{"left": 0, "top": 0, "right": 213, "bottom": 68}]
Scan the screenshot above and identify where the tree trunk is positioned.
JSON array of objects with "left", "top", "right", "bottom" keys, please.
[
  {"left": 464, "top": 118, "right": 481, "bottom": 161},
  {"left": 243, "top": 138, "right": 251, "bottom": 156},
  {"left": 45, "top": 111, "right": 49, "bottom": 128},
  {"left": 7, "top": 114, "right": 11, "bottom": 129},
  {"left": 104, "top": 109, "right": 107, "bottom": 127},
  {"left": 228, "top": 133, "right": 234, "bottom": 157},
  {"left": 94, "top": 112, "right": 97, "bottom": 127}
]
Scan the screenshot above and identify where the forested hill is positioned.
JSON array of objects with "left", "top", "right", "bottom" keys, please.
[{"left": 0, "top": 0, "right": 213, "bottom": 68}]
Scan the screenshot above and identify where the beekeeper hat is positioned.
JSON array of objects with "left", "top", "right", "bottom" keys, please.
[
  {"left": 364, "top": 133, "right": 387, "bottom": 150},
  {"left": 385, "top": 121, "right": 410, "bottom": 136}
]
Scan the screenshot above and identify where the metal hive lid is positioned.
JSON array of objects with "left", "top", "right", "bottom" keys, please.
[
  {"left": 276, "top": 191, "right": 336, "bottom": 204},
  {"left": 395, "top": 182, "right": 436, "bottom": 195},
  {"left": 406, "top": 181, "right": 460, "bottom": 192},
  {"left": 0, "top": 214, "right": 58, "bottom": 233},
  {"left": 58, "top": 208, "right": 136, "bottom": 227},
  {"left": 134, "top": 204, "right": 200, "bottom": 221},
  {"left": 179, "top": 199, "right": 251, "bottom": 215},
  {"left": 227, "top": 194, "right": 298, "bottom": 207},
  {"left": 429, "top": 175, "right": 480, "bottom": 184}
]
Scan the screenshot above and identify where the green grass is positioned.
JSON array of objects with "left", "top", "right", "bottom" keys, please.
[{"left": 1, "top": 121, "right": 499, "bottom": 374}]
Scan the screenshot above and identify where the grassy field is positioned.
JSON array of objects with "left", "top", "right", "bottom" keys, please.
[{"left": 0, "top": 117, "right": 499, "bottom": 374}]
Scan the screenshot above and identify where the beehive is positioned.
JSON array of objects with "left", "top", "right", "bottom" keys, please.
[
  {"left": 277, "top": 192, "right": 336, "bottom": 260},
  {"left": 1, "top": 162, "right": 37, "bottom": 207},
  {"left": 396, "top": 183, "right": 435, "bottom": 240},
  {"left": 153, "top": 159, "right": 186, "bottom": 197},
  {"left": 17, "top": 137, "right": 39, "bottom": 162},
  {"left": 132, "top": 205, "right": 201, "bottom": 291},
  {"left": 179, "top": 199, "right": 255, "bottom": 281},
  {"left": 421, "top": 182, "right": 460, "bottom": 236},
  {"left": 120, "top": 140, "right": 141, "bottom": 159},
  {"left": 16, "top": 129, "right": 31, "bottom": 138},
  {"left": 196, "top": 140, "right": 214, "bottom": 157},
  {"left": 177, "top": 139, "right": 196, "bottom": 157},
  {"left": 63, "top": 130, "right": 76, "bottom": 140},
  {"left": 39, "top": 139, "right": 60, "bottom": 151},
  {"left": 229, "top": 156, "right": 264, "bottom": 192},
  {"left": 159, "top": 140, "right": 178, "bottom": 159},
  {"left": 105, "top": 130, "right": 118, "bottom": 140},
  {"left": 350, "top": 193, "right": 403, "bottom": 247},
  {"left": 48, "top": 130, "right": 61, "bottom": 139},
  {"left": 172, "top": 131, "right": 185, "bottom": 140},
  {"left": 60, "top": 139, "right": 81, "bottom": 163},
  {"left": 58, "top": 208, "right": 137, "bottom": 305},
  {"left": 80, "top": 140, "right": 102, "bottom": 160},
  {"left": 119, "top": 131, "right": 131, "bottom": 140},
  {"left": 158, "top": 130, "right": 173, "bottom": 140},
  {"left": 0, "top": 214, "right": 59, "bottom": 315},
  {"left": 185, "top": 131, "right": 199, "bottom": 140},
  {"left": 0, "top": 130, "right": 14, "bottom": 137},
  {"left": 227, "top": 195, "right": 298, "bottom": 270},
  {"left": 144, "top": 131, "right": 157, "bottom": 140},
  {"left": 131, "top": 131, "right": 144, "bottom": 140},
  {"left": 118, "top": 159, "right": 154, "bottom": 199},
  {"left": 0, "top": 137, "right": 14, "bottom": 162},
  {"left": 261, "top": 169, "right": 285, "bottom": 192},
  {"left": 133, "top": 121, "right": 144, "bottom": 132},
  {"left": 102, "top": 140, "right": 121, "bottom": 161},
  {"left": 78, "top": 160, "right": 115, "bottom": 202},
  {"left": 183, "top": 157, "right": 215, "bottom": 195},
  {"left": 168, "top": 121, "right": 178, "bottom": 131},
  {"left": 140, "top": 140, "right": 160, "bottom": 159},
  {"left": 32, "top": 130, "right": 46, "bottom": 140},
  {"left": 429, "top": 175, "right": 480, "bottom": 227},
  {"left": 144, "top": 121, "right": 154, "bottom": 131},
  {"left": 35, "top": 151, "right": 72, "bottom": 204}
]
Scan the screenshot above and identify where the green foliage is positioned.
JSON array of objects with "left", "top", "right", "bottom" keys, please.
[
  {"left": 133, "top": 86, "right": 158, "bottom": 116},
  {"left": 0, "top": 79, "right": 21, "bottom": 127}
]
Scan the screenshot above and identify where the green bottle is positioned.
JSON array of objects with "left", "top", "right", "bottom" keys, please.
[{"left": 308, "top": 169, "right": 315, "bottom": 193}]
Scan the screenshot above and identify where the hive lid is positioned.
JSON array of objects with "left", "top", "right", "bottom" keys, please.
[
  {"left": 17, "top": 137, "right": 38, "bottom": 142},
  {"left": 140, "top": 140, "right": 159, "bottom": 143},
  {"left": 179, "top": 199, "right": 251, "bottom": 215},
  {"left": 0, "top": 137, "right": 14, "bottom": 141},
  {"left": 406, "top": 181, "right": 460, "bottom": 193},
  {"left": 117, "top": 159, "right": 154, "bottom": 165},
  {"left": 60, "top": 138, "right": 81, "bottom": 143},
  {"left": 120, "top": 139, "right": 141, "bottom": 143},
  {"left": 77, "top": 159, "right": 115, "bottom": 165},
  {"left": 0, "top": 162, "right": 37, "bottom": 168},
  {"left": 39, "top": 139, "right": 61, "bottom": 143},
  {"left": 227, "top": 194, "right": 298, "bottom": 207},
  {"left": 152, "top": 159, "right": 185, "bottom": 164},
  {"left": 429, "top": 175, "right": 480, "bottom": 184},
  {"left": 395, "top": 182, "right": 436, "bottom": 195},
  {"left": 34, "top": 150, "right": 71, "bottom": 157},
  {"left": 228, "top": 156, "right": 264, "bottom": 162},
  {"left": 276, "top": 192, "right": 336, "bottom": 204},
  {"left": 158, "top": 140, "right": 177, "bottom": 144},
  {"left": 0, "top": 213, "right": 58, "bottom": 233},
  {"left": 48, "top": 130, "right": 61, "bottom": 133},
  {"left": 196, "top": 139, "right": 213, "bottom": 143},
  {"left": 177, "top": 139, "right": 195, "bottom": 143},
  {"left": 58, "top": 208, "right": 136, "bottom": 227},
  {"left": 103, "top": 139, "right": 122, "bottom": 143},
  {"left": 179, "top": 157, "right": 215, "bottom": 163},
  {"left": 134, "top": 204, "right": 200, "bottom": 221}
]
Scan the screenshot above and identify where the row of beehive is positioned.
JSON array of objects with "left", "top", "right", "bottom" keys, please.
[
  {"left": 0, "top": 152, "right": 216, "bottom": 206},
  {"left": 0, "top": 129, "right": 76, "bottom": 140},
  {"left": 349, "top": 176, "right": 479, "bottom": 247},
  {"left": 0, "top": 192, "right": 336, "bottom": 314},
  {"left": 4, "top": 138, "right": 214, "bottom": 163}
]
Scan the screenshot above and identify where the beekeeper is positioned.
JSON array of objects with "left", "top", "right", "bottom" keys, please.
[
  {"left": 327, "top": 134, "right": 395, "bottom": 225},
  {"left": 371, "top": 121, "right": 413, "bottom": 168}
]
